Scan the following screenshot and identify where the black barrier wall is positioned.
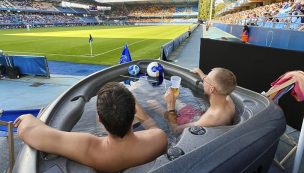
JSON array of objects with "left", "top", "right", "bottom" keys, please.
[{"left": 199, "top": 38, "right": 304, "bottom": 130}]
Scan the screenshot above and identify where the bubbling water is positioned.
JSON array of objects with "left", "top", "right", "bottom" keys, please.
[
  {"left": 78, "top": 78, "right": 209, "bottom": 148},
  {"left": 128, "top": 78, "right": 209, "bottom": 147}
]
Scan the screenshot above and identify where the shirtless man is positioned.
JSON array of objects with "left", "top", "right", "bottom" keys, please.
[
  {"left": 14, "top": 82, "right": 167, "bottom": 173},
  {"left": 164, "top": 68, "right": 237, "bottom": 134}
]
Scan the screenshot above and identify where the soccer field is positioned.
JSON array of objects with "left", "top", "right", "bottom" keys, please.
[{"left": 0, "top": 25, "right": 191, "bottom": 65}]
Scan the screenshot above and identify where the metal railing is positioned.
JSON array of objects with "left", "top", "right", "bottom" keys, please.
[{"left": 0, "top": 120, "right": 15, "bottom": 173}]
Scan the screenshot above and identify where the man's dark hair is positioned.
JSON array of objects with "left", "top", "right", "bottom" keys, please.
[{"left": 96, "top": 82, "right": 135, "bottom": 138}]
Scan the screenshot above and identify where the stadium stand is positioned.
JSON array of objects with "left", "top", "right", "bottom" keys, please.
[
  {"left": 80, "top": 16, "right": 98, "bottom": 23},
  {"left": 72, "top": 8, "right": 89, "bottom": 14},
  {"left": 0, "top": 1, "right": 91, "bottom": 14},
  {"left": 11, "top": 0, "right": 36, "bottom": 11},
  {"left": 55, "top": 6, "right": 77, "bottom": 13},
  {"left": 128, "top": 18, "right": 172, "bottom": 23},
  {"left": 108, "top": 4, "right": 198, "bottom": 23},
  {"left": 32, "top": 2, "right": 58, "bottom": 11},
  {"left": 128, "top": 5, "right": 175, "bottom": 17},
  {"left": 216, "top": 0, "right": 304, "bottom": 31},
  {"left": 0, "top": 1, "right": 198, "bottom": 29},
  {"left": 174, "top": 6, "right": 198, "bottom": 15},
  {"left": 0, "top": 0, "right": 15, "bottom": 9},
  {"left": 0, "top": 0, "right": 101, "bottom": 29},
  {"left": 0, "top": 12, "right": 92, "bottom": 29},
  {"left": 109, "top": 5, "right": 128, "bottom": 17}
]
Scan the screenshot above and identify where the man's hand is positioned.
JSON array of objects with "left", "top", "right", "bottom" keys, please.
[
  {"left": 135, "top": 101, "right": 158, "bottom": 129},
  {"left": 135, "top": 102, "right": 147, "bottom": 122},
  {"left": 13, "top": 114, "right": 36, "bottom": 128},
  {"left": 13, "top": 114, "right": 44, "bottom": 142},
  {"left": 164, "top": 89, "right": 176, "bottom": 111},
  {"left": 191, "top": 68, "right": 205, "bottom": 79}
]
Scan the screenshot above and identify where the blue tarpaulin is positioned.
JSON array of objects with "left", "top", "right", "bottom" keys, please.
[
  {"left": 0, "top": 55, "right": 50, "bottom": 77},
  {"left": 0, "top": 55, "right": 6, "bottom": 65},
  {"left": 0, "top": 109, "right": 40, "bottom": 136}
]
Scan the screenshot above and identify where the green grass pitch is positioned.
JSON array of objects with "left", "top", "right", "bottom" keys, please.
[{"left": 0, "top": 25, "right": 191, "bottom": 65}]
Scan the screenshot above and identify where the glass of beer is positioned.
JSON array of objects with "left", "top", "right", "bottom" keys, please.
[{"left": 170, "top": 76, "right": 181, "bottom": 97}]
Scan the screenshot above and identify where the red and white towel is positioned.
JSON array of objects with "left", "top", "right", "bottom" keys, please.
[{"left": 271, "top": 71, "right": 304, "bottom": 102}]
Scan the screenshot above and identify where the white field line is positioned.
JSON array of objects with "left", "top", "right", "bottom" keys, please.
[
  {"left": 3, "top": 50, "right": 91, "bottom": 57},
  {"left": 3, "top": 39, "right": 148, "bottom": 58},
  {"left": 92, "top": 39, "right": 147, "bottom": 57}
]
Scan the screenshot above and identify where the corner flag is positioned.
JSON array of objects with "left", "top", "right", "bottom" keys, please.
[
  {"left": 89, "top": 34, "right": 93, "bottom": 56},
  {"left": 119, "top": 44, "right": 132, "bottom": 64},
  {"left": 89, "top": 34, "right": 93, "bottom": 43}
]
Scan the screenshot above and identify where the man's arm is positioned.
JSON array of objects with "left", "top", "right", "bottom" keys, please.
[
  {"left": 191, "top": 68, "right": 206, "bottom": 79},
  {"left": 14, "top": 114, "right": 101, "bottom": 168},
  {"left": 166, "top": 113, "right": 223, "bottom": 134},
  {"left": 163, "top": 89, "right": 194, "bottom": 134},
  {"left": 163, "top": 110, "right": 197, "bottom": 134},
  {"left": 164, "top": 89, "right": 215, "bottom": 134},
  {"left": 135, "top": 103, "right": 158, "bottom": 129}
]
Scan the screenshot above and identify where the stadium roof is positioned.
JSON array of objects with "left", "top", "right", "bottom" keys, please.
[
  {"left": 94, "top": 0, "right": 198, "bottom": 5},
  {"left": 41, "top": 0, "right": 103, "bottom": 6}
]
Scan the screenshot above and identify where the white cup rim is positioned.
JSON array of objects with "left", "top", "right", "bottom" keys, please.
[{"left": 170, "top": 76, "right": 181, "bottom": 88}]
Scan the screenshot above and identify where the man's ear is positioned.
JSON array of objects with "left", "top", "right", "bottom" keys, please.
[
  {"left": 210, "top": 86, "right": 216, "bottom": 94},
  {"left": 99, "top": 116, "right": 103, "bottom": 123}
]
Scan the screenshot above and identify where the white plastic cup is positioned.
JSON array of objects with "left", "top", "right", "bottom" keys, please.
[{"left": 170, "top": 76, "right": 181, "bottom": 89}]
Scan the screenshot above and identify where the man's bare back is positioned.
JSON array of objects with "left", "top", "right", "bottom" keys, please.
[
  {"left": 92, "top": 129, "right": 167, "bottom": 172},
  {"left": 195, "top": 96, "right": 235, "bottom": 127},
  {"left": 15, "top": 82, "right": 168, "bottom": 173}
]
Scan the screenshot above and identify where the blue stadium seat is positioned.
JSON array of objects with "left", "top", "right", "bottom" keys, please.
[
  {"left": 81, "top": 17, "right": 97, "bottom": 23},
  {"left": 290, "top": 23, "right": 300, "bottom": 30},
  {"left": 264, "top": 22, "right": 273, "bottom": 28},
  {"left": 274, "top": 22, "right": 284, "bottom": 29},
  {"left": 257, "top": 21, "right": 264, "bottom": 27},
  {"left": 55, "top": 6, "right": 75, "bottom": 13}
]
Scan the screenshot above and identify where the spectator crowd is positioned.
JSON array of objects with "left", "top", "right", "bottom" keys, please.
[
  {"left": 0, "top": 1, "right": 198, "bottom": 28},
  {"left": 217, "top": 0, "right": 304, "bottom": 31},
  {"left": 109, "top": 5, "right": 197, "bottom": 23}
]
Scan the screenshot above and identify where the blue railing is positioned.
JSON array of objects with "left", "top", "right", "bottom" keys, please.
[{"left": 213, "top": 22, "right": 304, "bottom": 52}]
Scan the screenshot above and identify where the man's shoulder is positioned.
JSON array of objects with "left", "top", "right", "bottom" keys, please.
[
  {"left": 134, "top": 128, "right": 167, "bottom": 146},
  {"left": 197, "top": 107, "right": 234, "bottom": 127},
  {"left": 133, "top": 129, "right": 168, "bottom": 158},
  {"left": 136, "top": 128, "right": 166, "bottom": 138}
]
